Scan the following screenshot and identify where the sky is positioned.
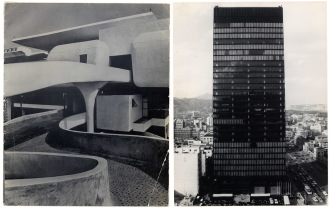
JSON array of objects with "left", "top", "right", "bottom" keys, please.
[{"left": 173, "top": 2, "right": 327, "bottom": 108}]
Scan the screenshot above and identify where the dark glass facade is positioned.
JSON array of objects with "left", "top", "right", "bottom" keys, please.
[{"left": 212, "top": 7, "right": 286, "bottom": 193}]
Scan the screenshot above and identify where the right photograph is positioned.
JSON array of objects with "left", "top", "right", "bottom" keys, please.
[{"left": 174, "top": 2, "right": 327, "bottom": 206}]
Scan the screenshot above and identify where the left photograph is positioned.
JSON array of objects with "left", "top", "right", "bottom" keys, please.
[{"left": 3, "top": 3, "right": 169, "bottom": 206}]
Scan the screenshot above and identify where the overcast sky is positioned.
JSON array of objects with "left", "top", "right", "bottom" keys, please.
[{"left": 174, "top": 2, "right": 327, "bottom": 108}]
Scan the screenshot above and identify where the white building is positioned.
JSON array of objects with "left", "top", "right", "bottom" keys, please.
[
  {"left": 175, "top": 119, "right": 184, "bottom": 129},
  {"left": 295, "top": 129, "right": 308, "bottom": 138},
  {"left": 206, "top": 116, "right": 213, "bottom": 126},
  {"left": 310, "top": 123, "right": 322, "bottom": 133},
  {"left": 201, "top": 134, "right": 213, "bottom": 145},
  {"left": 199, "top": 130, "right": 208, "bottom": 140},
  {"left": 322, "top": 129, "right": 328, "bottom": 136},
  {"left": 285, "top": 130, "right": 293, "bottom": 140},
  {"left": 174, "top": 152, "right": 200, "bottom": 197}
]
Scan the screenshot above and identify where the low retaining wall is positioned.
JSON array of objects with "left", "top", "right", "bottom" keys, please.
[
  {"left": 4, "top": 151, "right": 114, "bottom": 206},
  {"left": 4, "top": 109, "right": 64, "bottom": 149},
  {"left": 4, "top": 109, "right": 63, "bottom": 134},
  {"left": 48, "top": 113, "right": 168, "bottom": 168}
]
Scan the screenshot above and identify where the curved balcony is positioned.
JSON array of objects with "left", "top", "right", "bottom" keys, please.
[{"left": 4, "top": 61, "right": 130, "bottom": 97}]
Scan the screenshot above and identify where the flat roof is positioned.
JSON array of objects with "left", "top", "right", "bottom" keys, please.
[{"left": 12, "top": 12, "right": 156, "bottom": 51}]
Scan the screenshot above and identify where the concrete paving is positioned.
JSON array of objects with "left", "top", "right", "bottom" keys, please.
[{"left": 6, "top": 133, "right": 168, "bottom": 206}]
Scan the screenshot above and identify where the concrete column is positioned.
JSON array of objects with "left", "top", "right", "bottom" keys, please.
[{"left": 74, "top": 82, "right": 107, "bottom": 133}]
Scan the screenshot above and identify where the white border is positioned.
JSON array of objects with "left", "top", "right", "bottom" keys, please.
[{"left": 1, "top": 1, "right": 331, "bottom": 209}]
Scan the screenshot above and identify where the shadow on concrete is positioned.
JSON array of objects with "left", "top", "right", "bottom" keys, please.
[
  {"left": 4, "top": 118, "right": 62, "bottom": 150},
  {"left": 46, "top": 128, "right": 169, "bottom": 192}
]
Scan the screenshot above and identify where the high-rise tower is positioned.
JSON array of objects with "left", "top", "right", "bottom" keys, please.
[{"left": 212, "top": 7, "right": 286, "bottom": 194}]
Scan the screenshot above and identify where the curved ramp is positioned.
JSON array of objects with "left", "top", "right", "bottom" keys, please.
[
  {"left": 4, "top": 61, "right": 131, "bottom": 97},
  {"left": 50, "top": 113, "right": 168, "bottom": 167}
]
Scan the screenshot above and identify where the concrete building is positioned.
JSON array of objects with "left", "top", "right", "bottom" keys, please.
[
  {"left": 4, "top": 12, "right": 169, "bottom": 137},
  {"left": 315, "top": 135, "right": 328, "bottom": 149},
  {"left": 212, "top": 6, "right": 286, "bottom": 194},
  {"left": 174, "top": 152, "right": 201, "bottom": 197},
  {"left": 208, "top": 127, "right": 214, "bottom": 135},
  {"left": 175, "top": 144, "right": 202, "bottom": 154},
  {"left": 175, "top": 119, "right": 185, "bottom": 129},
  {"left": 199, "top": 130, "right": 208, "bottom": 140},
  {"left": 203, "top": 146, "right": 213, "bottom": 158},
  {"left": 310, "top": 123, "right": 322, "bottom": 133},
  {"left": 285, "top": 130, "right": 293, "bottom": 140},
  {"left": 294, "top": 129, "right": 308, "bottom": 138},
  {"left": 202, "top": 122, "right": 207, "bottom": 131},
  {"left": 174, "top": 128, "right": 191, "bottom": 139},
  {"left": 313, "top": 147, "right": 325, "bottom": 162},
  {"left": 206, "top": 116, "right": 213, "bottom": 126},
  {"left": 303, "top": 141, "right": 315, "bottom": 154},
  {"left": 4, "top": 8, "right": 170, "bottom": 206},
  {"left": 322, "top": 129, "right": 328, "bottom": 136},
  {"left": 191, "top": 128, "right": 200, "bottom": 139},
  {"left": 201, "top": 134, "right": 213, "bottom": 145}
]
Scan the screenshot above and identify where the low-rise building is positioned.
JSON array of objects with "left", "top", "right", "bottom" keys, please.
[
  {"left": 310, "top": 123, "right": 322, "bottom": 133},
  {"left": 322, "top": 129, "right": 328, "bottom": 136},
  {"left": 175, "top": 119, "right": 185, "bottom": 129},
  {"left": 286, "top": 130, "right": 293, "bottom": 140},
  {"left": 175, "top": 128, "right": 191, "bottom": 139},
  {"left": 313, "top": 147, "right": 325, "bottom": 162},
  {"left": 201, "top": 134, "right": 213, "bottom": 145},
  {"left": 303, "top": 141, "right": 315, "bottom": 154},
  {"left": 206, "top": 116, "right": 213, "bottom": 126},
  {"left": 295, "top": 129, "right": 308, "bottom": 138},
  {"left": 315, "top": 135, "right": 328, "bottom": 149},
  {"left": 191, "top": 128, "right": 200, "bottom": 139}
]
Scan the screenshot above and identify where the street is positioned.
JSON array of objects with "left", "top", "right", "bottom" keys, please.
[{"left": 287, "top": 151, "right": 328, "bottom": 205}]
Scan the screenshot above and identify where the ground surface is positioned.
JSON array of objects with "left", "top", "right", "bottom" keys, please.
[{"left": 6, "top": 133, "right": 168, "bottom": 206}]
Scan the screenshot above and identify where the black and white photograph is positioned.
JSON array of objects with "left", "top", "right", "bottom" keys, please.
[
  {"left": 173, "top": 2, "right": 327, "bottom": 206},
  {"left": 3, "top": 3, "right": 169, "bottom": 206}
]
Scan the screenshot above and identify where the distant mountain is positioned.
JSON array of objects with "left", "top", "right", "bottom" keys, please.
[
  {"left": 288, "top": 104, "right": 327, "bottom": 112},
  {"left": 174, "top": 97, "right": 212, "bottom": 114},
  {"left": 195, "top": 93, "right": 212, "bottom": 100}
]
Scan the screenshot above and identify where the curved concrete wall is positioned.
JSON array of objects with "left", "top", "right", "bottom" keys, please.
[
  {"left": 51, "top": 113, "right": 168, "bottom": 168},
  {"left": 131, "top": 30, "right": 169, "bottom": 88},
  {"left": 4, "top": 109, "right": 63, "bottom": 149},
  {"left": 59, "top": 112, "right": 86, "bottom": 130},
  {"left": 99, "top": 18, "right": 168, "bottom": 56},
  {"left": 4, "top": 109, "right": 63, "bottom": 133},
  {"left": 4, "top": 152, "right": 114, "bottom": 206},
  {"left": 47, "top": 40, "right": 110, "bottom": 66}
]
